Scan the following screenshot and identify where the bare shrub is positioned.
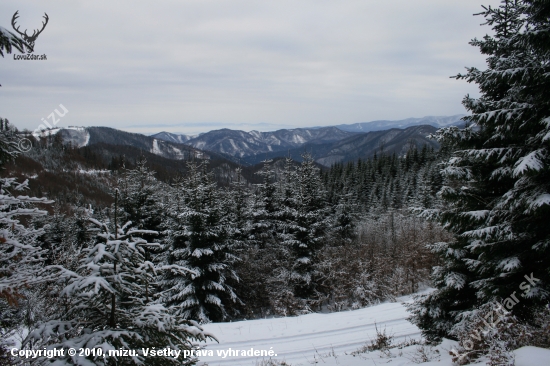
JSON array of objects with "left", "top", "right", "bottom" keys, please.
[
  {"left": 352, "top": 322, "right": 395, "bottom": 355},
  {"left": 317, "top": 211, "right": 450, "bottom": 311},
  {"left": 255, "top": 359, "right": 292, "bottom": 366},
  {"left": 233, "top": 210, "right": 451, "bottom": 318}
]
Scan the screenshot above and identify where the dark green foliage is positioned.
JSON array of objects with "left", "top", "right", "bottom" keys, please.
[
  {"left": 27, "top": 195, "right": 210, "bottom": 365},
  {"left": 162, "top": 161, "right": 239, "bottom": 323},
  {"left": 118, "top": 158, "right": 165, "bottom": 240},
  {"left": 0, "top": 27, "right": 28, "bottom": 57},
  {"left": 0, "top": 119, "right": 21, "bottom": 168},
  {"left": 323, "top": 145, "right": 441, "bottom": 213},
  {"left": 289, "top": 154, "right": 330, "bottom": 298},
  {"left": 408, "top": 0, "right": 550, "bottom": 341}
]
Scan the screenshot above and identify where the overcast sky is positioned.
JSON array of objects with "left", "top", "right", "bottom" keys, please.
[{"left": 1, "top": 0, "right": 499, "bottom": 135}]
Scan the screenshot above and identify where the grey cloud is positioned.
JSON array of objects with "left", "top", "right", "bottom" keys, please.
[{"left": 0, "top": 0, "right": 499, "bottom": 134}]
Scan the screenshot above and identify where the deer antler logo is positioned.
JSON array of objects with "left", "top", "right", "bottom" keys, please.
[{"left": 11, "top": 11, "right": 49, "bottom": 53}]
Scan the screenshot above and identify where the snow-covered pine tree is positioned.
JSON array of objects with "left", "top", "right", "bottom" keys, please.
[
  {"left": 0, "top": 177, "right": 53, "bottom": 360},
  {"left": 0, "top": 122, "right": 53, "bottom": 359},
  {"left": 72, "top": 206, "right": 94, "bottom": 250},
  {"left": 38, "top": 207, "right": 71, "bottom": 266},
  {"left": 0, "top": 119, "right": 19, "bottom": 167},
  {"left": 330, "top": 187, "right": 357, "bottom": 246},
  {"left": 0, "top": 27, "right": 27, "bottom": 57},
  {"left": 162, "top": 160, "right": 238, "bottom": 323},
  {"left": 250, "top": 159, "right": 279, "bottom": 248},
  {"left": 219, "top": 167, "right": 251, "bottom": 316},
  {"left": 116, "top": 157, "right": 167, "bottom": 306},
  {"left": 118, "top": 157, "right": 165, "bottom": 240},
  {"left": 26, "top": 189, "right": 212, "bottom": 365},
  {"left": 408, "top": 0, "right": 550, "bottom": 341},
  {"left": 227, "top": 167, "right": 250, "bottom": 240},
  {"left": 159, "top": 174, "right": 203, "bottom": 322},
  {"left": 289, "top": 153, "right": 330, "bottom": 299},
  {"left": 16, "top": 208, "right": 92, "bottom": 351},
  {"left": 272, "top": 156, "right": 300, "bottom": 307},
  {"left": 0, "top": 181, "right": 53, "bottom": 296}
]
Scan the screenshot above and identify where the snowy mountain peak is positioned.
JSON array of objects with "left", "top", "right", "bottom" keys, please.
[
  {"left": 151, "top": 116, "right": 463, "bottom": 164},
  {"left": 153, "top": 126, "right": 356, "bottom": 160}
]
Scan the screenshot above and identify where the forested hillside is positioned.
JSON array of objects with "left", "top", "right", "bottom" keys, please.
[
  {"left": 1, "top": 118, "right": 451, "bottom": 363},
  {"left": 3, "top": 132, "right": 262, "bottom": 208},
  {"left": 242, "top": 125, "right": 440, "bottom": 166}
]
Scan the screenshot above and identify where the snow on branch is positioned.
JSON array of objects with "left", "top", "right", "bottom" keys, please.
[{"left": 513, "top": 149, "right": 546, "bottom": 177}]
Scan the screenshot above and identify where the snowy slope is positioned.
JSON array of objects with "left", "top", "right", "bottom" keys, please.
[
  {"left": 151, "top": 131, "right": 196, "bottom": 143},
  {"left": 34, "top": 127, "right": 91, "bottom": 147},
  {"left": 199, "top": 297, "right": 550, "bottom": 366}
]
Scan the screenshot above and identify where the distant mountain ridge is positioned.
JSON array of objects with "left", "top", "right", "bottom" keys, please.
[
  {"left": 242, "top": 125, "right": 440, "bottom": 166},
  {"left": 36, "top": 126, "right": 220, "bottom": 162},
  {"left": 152, "top": 115, "right": 462, "bottom": 166},
  {"left": 152, "top": 126, "right": 357, "bottom": 160},
  {"left": 36, "top": 115, "right": 461, "bottom": 168},
  {"left": 153, "top": 115, "right": 464, "bottom": 142},
  {"left": 332, "top": 114, "right": 465, "bottom": 133}
]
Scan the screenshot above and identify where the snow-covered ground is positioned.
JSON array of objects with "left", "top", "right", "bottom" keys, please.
[
  {"left": 201, "top": 299, "right": 417, "bottom": 366},
  {"left": 200, "top": 297, "right": 550, "bottom": 366}
]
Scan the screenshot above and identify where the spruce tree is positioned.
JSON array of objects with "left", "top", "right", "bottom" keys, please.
[
  {"left": 330, "top": 188, "right": 357, "bottom": 246},
  {"left": 117, "top": 157, "right": 167, "bottom": 299},
  {"left": 250, "top": 159, "right": 279, "bottom": 248},
  {"left": 408, "top": 0, "right": 550, "bottom": 341},
  {"left": 290, "top": 153, "right": 329, "bottom": 299},
  {"left": 0, "top": 124, "right": 53, "bottom": 359},
  {"left": 26, "top": 190, "right": 211, "bottom": 365},
  {"left": 162, "top": 161, "right": 238, "bottom": 323},
  {"left": 118, "top": 158, "right": 164, "bottom": 239},
  {"left": 0, "top": 177, "right": 53, "bottom": 359}
]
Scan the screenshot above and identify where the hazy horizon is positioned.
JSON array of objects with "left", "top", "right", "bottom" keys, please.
[{"left": 1, "top": 1, "right": 497, "bottom": 135}]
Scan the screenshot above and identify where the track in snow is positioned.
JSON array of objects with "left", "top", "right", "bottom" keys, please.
[{"left": 199, "top": 299, "right": 420, "bottom": 366}]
